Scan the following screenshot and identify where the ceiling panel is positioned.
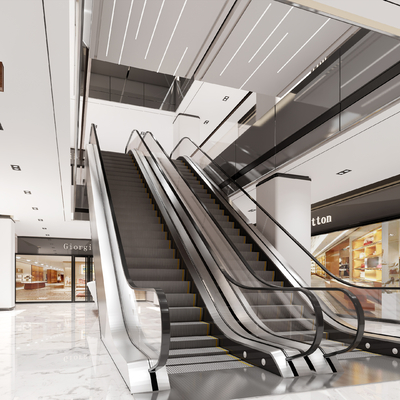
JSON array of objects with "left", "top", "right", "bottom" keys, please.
[
  {"left": 201, "top": 1, "right": 352, "bottom": 95},
  {"left": 94, "top": 0, "right": 235, "bottom": 77}
]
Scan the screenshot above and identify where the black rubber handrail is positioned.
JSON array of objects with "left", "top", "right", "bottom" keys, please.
[
  {"left": 89, "top": 124, "right": 170, "bottom": 373},
  {"left": 170, "top": 136, "right": 400, "bottom": 293},
  {"left": 169, "top": 136, "right": 368, "bottom": 356},
  {"left": 130, "top": 129, "right": 330, "bottom": 362}
]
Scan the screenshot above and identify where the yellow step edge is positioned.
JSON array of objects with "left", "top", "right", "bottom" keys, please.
[
  {"left": 187, "top": 281, "right": 190, "bottom": 293},
  {"left": 193, "top": 294, "right": 196, "bottom": 306},
  {"left": 207, "top": 335, "right": 219, "bottom": 347},
  {"left": 181, "top": 270, "right": 185, "bottom": 281},
  {"left": 217, "top": 347, "right": 229, "bottom": 354},
  {"left": 227, "top": 354, "right": 240, "bottom": 361},
  {"left": 200, "top": 321, "right": 210, "bottom": 335}
]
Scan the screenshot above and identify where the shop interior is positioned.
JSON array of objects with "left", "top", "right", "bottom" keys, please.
[
  {"left": 15, "top": 255, "right": 93, "bottom": 302},
  {"left": 312, "top": 218, "right": 400, "bottom": 287}
]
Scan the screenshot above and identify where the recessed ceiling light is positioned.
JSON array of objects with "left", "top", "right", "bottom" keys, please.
[
  {"left": 157, "top": 0, "right": 188, "bottom": 72},
  {"left": 204, "top": 120, "right": 209, "bottom": 125},
  {"left": 26, "top": 259, "right": 31, "bottom": 262},
  {"left": 38, "top": 219, "right": 43, "bottom": 222},
  {"left": 105, "top": 0, "right": 117, "bottom": 57},
  {"left": 136, "top": 0, "right": 148, "bottom": 40},
  {"left": 16, "top": 256, "right": 21, "bottom": 259},
  {"left": 390, "top": 233, "right": 395, "bottom": 236},
  {"left": 277, "top": 18, "right": 330, "bottom": 74},
  {"left": 118, "top": 0, "right": 135, "bottom": 64},
  {"left": 337, "top": 169, "right": 352, "bottom": 175},
  {"left": 173, "top": 46, "right": 188, "bottom": 76},
  {"left": 249, "top": 6, "right": 293, "bottom": 63},
  {"left": 248, "top": 209, "right": 256, "bottom": 212},
  {"left": 145, "top": 0, "right": 165, "bottom": 59},
  {"left": 24, "top": 190, "right": 31, "bottom": 195},
  {"left": 32, "top": 207, "right": 38, "bottom": 210},
  {"left": 241, "top": 33, "right": 288, "bottom": 89},
  {"left": 222, "top": 96, "right": 229, "bottom": 101},
  {"left": 11, "top": 165, "right": 21, "bottom": 171},
  {"left": 42, "top": 227, "right": 47, "bottom": 230},
  {"left": 220, "top": 3, "right": 272, "bottom": 76}
]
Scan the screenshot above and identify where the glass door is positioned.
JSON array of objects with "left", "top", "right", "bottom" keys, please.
[{"left": 74, "top": 256, "right": 94, "bottom": 302}]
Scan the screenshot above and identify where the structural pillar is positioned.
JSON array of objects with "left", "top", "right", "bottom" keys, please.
[
  {"left": 0, "top": 216, "right": 15, "bottom": 310},
  {"left": 256, "top": 174, "right": 312, "bottom": 286},
  {"left": 172, "top": 113, "right": 200, "bottom": 158}
]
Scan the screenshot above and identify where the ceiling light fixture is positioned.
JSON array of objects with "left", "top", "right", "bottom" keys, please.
[
  {"left": 337, "top": 169, "right": 352, "bottom": 175},
  {"left": 277, "top": 18, "right": 330, "bottom": 74},
  {"left": 220, "top": 3, "right": 272, "bottom": 76},
  {"left": 157, "top": 0, "right": 188, "bottom": 72},
  {"left": 32, "top": 207, "right": 38, "bottom": 210},
  {"left": 105, "top": 0, "right": 117, "bottom": 57},
  {"left": 240, "top": 33, "right": 288, "bottom": 89},
  {"left": 248, "top": 209, "right": 256, "bottom": 212},
  {"left": 24, "top": 190, "right": 31, "bottom": 195},
  {"left": 11, "top": 165, "right": 21, "bottom": 171},
  {"left": 42, "top": 227, "right": 47, "bottom": 230},
  {"left": 173, "top": 46, "right": 188, "bottom": 77},
  {"left": 145, "top": 0, "right": 165, "bottom": 59},
  {"left": 222, "top": 96, "right": 229, "bottom": 101},
  {"left": 135, "top": 0, "right": 147, "bottom": 39},
  {"left": 249, "top": 6, "right": 293, "bottom": 63},
  {"left": 16, "top": 256, "right": 21, "bottom": 259},
  {"left": 38, "top": 219, "right": 43, "bottom": 221},
  {"left": 118, "top": 0, "right": 135, "bottom": 64},
  {"left": 204, "top": 120, "right": 209, "bottom": 125},
  {"left": 341, "top": 42, "right": 400, "bottom": 89}
]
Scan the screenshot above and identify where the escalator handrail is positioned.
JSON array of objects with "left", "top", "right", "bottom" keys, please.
[
  {"left": 182, "top": 154, "right": 365, "bottom": 355},
  {"left": 90, "top": 124, "right": 170, "bottom": 373},
  {"left": 131, "top": 129, "right": 329, "bottom": 361},
  {"left": 170, "top": 136, "right": 399, "bottom": 292}
]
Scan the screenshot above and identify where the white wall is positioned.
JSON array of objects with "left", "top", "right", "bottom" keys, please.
[
  {"left": 85, "top": 98, "right": 176, "bottom": 154},
  {"left": 0, "top": 218, "right": 15, "bottom": 309}
]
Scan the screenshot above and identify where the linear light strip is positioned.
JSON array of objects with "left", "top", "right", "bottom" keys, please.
[
  {"left": 240, "top": 33, "right": 288, "bottom": 90},
  {"left": 277, "top": 18, "right": 330, "bottom": 74},
  {"left": 106, "top": 0, "right": 117, "bottom": 56},
  {"left": 220, "top": 3, "right": 271, "bottom": 76},
  {"left": 118, "top": 0, "right": 135, "bottom": 64},
  {"left": 249, "top": 6, "right": 293, "bottom": 63},
  {"left": 341, "top": 42, "right": 400, "bottom": 88},
  {"left": 173, "top": 47, "right": 188, "bottom": 76},
  {"left": 136, "top": 0, "right": 147, "bottom": 39},
  {"left": 145, "top": 0, "right": 165, "bottom": 59},
  {"left": 157, "top": 0, "right": 188, "bottom": 72}
]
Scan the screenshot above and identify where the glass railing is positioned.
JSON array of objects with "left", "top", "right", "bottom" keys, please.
[
  {"left": 201, "top": 29, "right": 400, "bottom": 192},
  {"left": 89, "top": 125, "right": 170, "bottom": 372},
  {"left": 129, "top": 130, "right": 366, "bottom": 361}
]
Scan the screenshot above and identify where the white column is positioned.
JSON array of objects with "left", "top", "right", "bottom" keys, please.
[
  {"left": 172, "top": 113, "right": 200, "bottom": 158},
  {"left": 0, "top": 217, "right": 15, "bottom": 309},
  {"left": 256, "top": 174, "right": 312, "bottom": 286}
]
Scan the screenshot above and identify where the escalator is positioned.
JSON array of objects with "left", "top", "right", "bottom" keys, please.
[
  {"left": 87, "top": 125, "right": 362, "bottom": 394},
  {"left": 166, "top": 136, "right": 400, "bottom": 360},
  {"left": 101, "top": 151, "right": 251, "bottom": 374}
]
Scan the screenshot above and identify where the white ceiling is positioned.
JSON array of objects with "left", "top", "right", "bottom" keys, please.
[{"left": 0, "top": 0, "right": 90, "bottom": 239}]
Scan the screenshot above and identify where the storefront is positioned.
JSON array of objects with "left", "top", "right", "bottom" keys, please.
[
  {"left": 16, "top": 237, "right": 94, "bottom": 302},
  {"left": 311, "top": 183, "right": 400, "bottom": 287}
]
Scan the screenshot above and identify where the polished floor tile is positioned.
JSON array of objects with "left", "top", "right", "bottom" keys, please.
[{"left": 1, "top": 303, "right": 400, "bottom": 400}]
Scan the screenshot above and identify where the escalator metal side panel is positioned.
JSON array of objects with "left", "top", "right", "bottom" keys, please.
[
  {"left": 183, "top": 156, "right": 358, "bottom": 338},
  {"left": 86, "top": 144, "right": 170, "bottom": 393},
  {"left": 132, "top": 149, "right": 296, "bottom": 378}
]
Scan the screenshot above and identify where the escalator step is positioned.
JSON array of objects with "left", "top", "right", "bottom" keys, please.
[
  {"left": 123, "top": 247, "right": 175, "bottom": 259},
  {"left": 261, "top": 318, "right": 315, "bottom": 332},
  {"left": 133, "top": 280, "right": 190, "bottom": 293},
  {"left": 166, "top": 360, "right": 252, "bottom": 374},
  {"left": 256, "top": 270, "right": 275, "bottom": 280},
  {"left": 129, "top": 268, "right": 184, "bottom": 281},
  {"left": 171, "top": 321, "right": 210, "bottom": 337},
  {"left": 120, "top": 238, "right": 171, "bottom": 249},
  {"left": 247, "top": 260, "right": 267, "bottom": 271},
  {"left": 169, "top": 346, "right": 228, "bottom": 358},
  {"left": 126, "top": 258, "right": 179, "bottom": 269},
  {"left": 170, "top": 335, "right": 219, "bottom": 350},
  {"left": 169, "top": 306, "right": 203, "bottom": 322},
  {"left": 166, "top": 293, "right": 196, "bottom": 307},
  {"left": 167, "top": 354, "right": 239, "bottom": 366}
]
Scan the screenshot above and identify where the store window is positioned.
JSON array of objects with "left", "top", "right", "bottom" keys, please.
[{"left": 311, "top": 219, "right": 400, "bottom": 287}]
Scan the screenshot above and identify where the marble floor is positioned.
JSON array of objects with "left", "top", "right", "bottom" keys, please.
[{"left": 1, "top": 303, "right": 400, "bottom": 400}]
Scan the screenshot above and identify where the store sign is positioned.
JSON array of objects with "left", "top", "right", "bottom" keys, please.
[
  {"left": 18, "top": 237, "right": 93, "bottom": 255},
  {"left": 311, "top": 184, "right": 400, "bottom": 236},
  {"left": 311, "top": 215, "right": 332, "bottom": 227}
]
